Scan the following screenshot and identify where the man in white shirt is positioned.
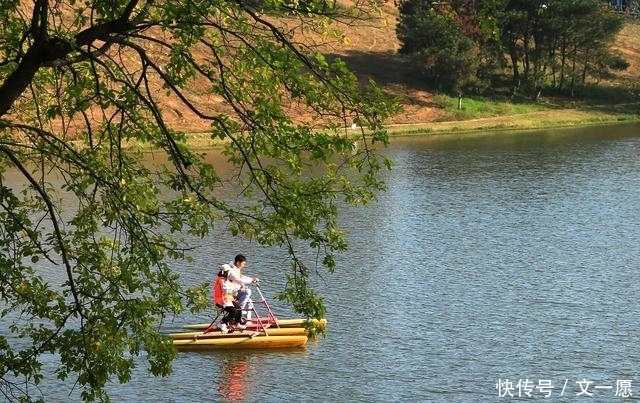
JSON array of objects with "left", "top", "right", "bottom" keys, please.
[{"left": 228, "top": 254, "right": 260, "bottom": 322}]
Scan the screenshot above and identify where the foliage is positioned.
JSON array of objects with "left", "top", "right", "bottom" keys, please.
[
  {"left": 396, "top": 0, "right": 489, "bottom": 93},
  {"left": 0, "top": 0, "right": 398, "bottom": 401},
  {"left": 396, "top": 0, "right": 627, "bottom": 97}
]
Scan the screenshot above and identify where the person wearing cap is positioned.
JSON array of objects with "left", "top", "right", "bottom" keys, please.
[
  {"left": 216, "top": 264, "right": 245, "bottom": 333},
  {"left": 227, "top": 254, "right": 260, "bottom": 323}
]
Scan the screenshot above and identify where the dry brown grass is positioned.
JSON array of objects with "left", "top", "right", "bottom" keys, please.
[
  {"left": 159, "top": 6, "right": 640, "bottom": 134},
  {"left": 330, "top": 7, "right": 640, "bottom": 129},
  {"left": 316, "top": 2, "right": 447, "bottom": 125},
  {"left": 612, "top": 21, "right": 640, "bottom": 81}
]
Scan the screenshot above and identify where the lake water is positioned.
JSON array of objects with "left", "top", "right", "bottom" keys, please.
[{"left": 10, "top": 123, "right": 640, "bottom": 402}]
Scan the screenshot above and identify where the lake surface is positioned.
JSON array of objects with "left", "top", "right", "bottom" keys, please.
[{"left": 12, "top": 123, "right": 640, "bottom": 402}]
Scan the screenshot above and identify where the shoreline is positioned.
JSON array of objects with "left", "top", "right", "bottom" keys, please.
[
  {"left": 174, "top": 108, "right": 639, "bottom": 150},
  {"left": 383, "top": 109, "right": 639, "bottom": 137}
]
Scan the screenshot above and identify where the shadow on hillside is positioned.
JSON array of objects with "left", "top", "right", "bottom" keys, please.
[
  {"left": 330, "top": 50, "right": 640, "bottom": 112},
  {"left": 326, "top": 50, "right": 439, "bottom": 108}
]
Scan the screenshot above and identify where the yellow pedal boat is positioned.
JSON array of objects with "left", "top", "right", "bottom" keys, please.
[
  {"left": 171, "top": 332, "right": 308, "bottom": 350},
  {"left": 183, "top": 318, "right": 327, "bottom": 331},
  {"left": 170, "top": 326, "right": 309, "bottom": 339}
]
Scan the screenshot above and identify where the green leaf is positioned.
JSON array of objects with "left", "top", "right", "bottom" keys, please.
[{"left": 0, "top": 0, "right": 397, "bottom": 400}]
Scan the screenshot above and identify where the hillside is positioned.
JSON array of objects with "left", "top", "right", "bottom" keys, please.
[
  {"left": 321, "top": 2, "right": 446, "bottom": 125},
  {"left": 331, "top": 4, "right": 640, "bottom": 128},
  {"left": 162, "top": 5, "right": 640, "bottom": 134}
]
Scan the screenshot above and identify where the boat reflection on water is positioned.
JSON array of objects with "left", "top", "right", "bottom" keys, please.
[
  {"left": 217, "top": 357, "right": 251, "bottom": 402},
  {"left": 212, "top": 348, "right": 310, "bottom": 401}
]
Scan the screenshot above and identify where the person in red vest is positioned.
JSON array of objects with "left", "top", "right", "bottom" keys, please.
[{"left": 214, "top": 264, "right": 244, "bottom": 333}]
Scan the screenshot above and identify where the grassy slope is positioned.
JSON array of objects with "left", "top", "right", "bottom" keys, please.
[
  {"left": 329, "top": 5, "right": 640, "bottom": 134},
  {"left": 165, "top": 5, "right": 639, "bottom": 136}
]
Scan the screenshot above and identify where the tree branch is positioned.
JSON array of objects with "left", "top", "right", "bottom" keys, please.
[
  {"left": 0, "top": 145, "right": 83, "bottom": 318},
  {"left": 0, "top": 12, "right": 137, "bottom": 116}
]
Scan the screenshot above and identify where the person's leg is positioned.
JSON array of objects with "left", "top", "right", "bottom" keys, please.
[
  {"left": 236, "top": 289, "right": 253, "bottom": 321},
  {"left": 233, "top": 310, "right": 243, "bottom": 326},
  {"left": 236, "top": 290, "right": 248, "bottom": 308},
  {"left": 219, "top": 306, "right": 234, "bottom": 333},
  {"left": 222, "top": 306, "right": 235, "bottom": 323},
  {"left": 230, "top": 301, "right": 242, "bottom": 324}
]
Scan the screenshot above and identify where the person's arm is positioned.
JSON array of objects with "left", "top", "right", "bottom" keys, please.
[{"left": 229, "top": 270, "right": 255, "bottom": 285}]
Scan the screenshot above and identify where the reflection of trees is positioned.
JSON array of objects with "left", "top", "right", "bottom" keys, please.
[{"left": 217, "top": 357, "right": 251, "bottom": 402}]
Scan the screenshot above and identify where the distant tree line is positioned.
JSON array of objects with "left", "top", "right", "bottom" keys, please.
[{"left": 396, "top": 0, "right": 629, "bottom": 99}]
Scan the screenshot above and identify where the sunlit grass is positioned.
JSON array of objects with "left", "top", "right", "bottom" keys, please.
[{"left": 433, "top": 94, "right": 554, "bottom": 121}]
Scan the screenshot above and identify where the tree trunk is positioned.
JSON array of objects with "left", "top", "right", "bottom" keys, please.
[
  {"left": 535, "top": 86, "right": 542, "bottom": 102},
  {"left": 510, "top": 50, "right": 520, "bottom": 96},
  {"left": 570, "top": 44, "right": 577, "bottom": 97}
]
